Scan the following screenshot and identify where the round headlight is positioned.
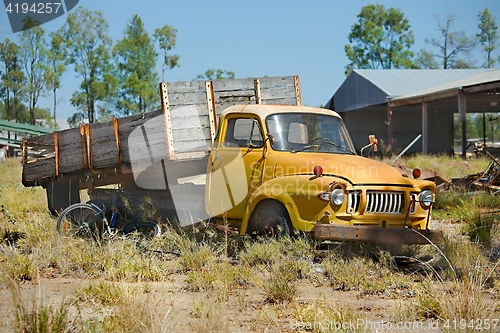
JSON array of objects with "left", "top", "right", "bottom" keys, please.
[
  {"left": 330, "top": 188, "right": 345, "bottom": 206},
  {"left": 419, "top": 190, "right": 433, "bottom": 209}
]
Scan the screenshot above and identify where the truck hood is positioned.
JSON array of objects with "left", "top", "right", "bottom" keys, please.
[{"left": 272, "top": 153, "right": 414, "bottom": 186}]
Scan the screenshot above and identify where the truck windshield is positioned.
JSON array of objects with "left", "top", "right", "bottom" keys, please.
[{"left": 265, "top": 113, "right": 356, "bottom": 154}]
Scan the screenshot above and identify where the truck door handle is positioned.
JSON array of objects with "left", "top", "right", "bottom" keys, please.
[{"left": 211, "top": 154, "right": 223, "bottom": 171}]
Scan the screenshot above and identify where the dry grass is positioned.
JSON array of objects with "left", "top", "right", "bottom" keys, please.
[
  {"left": 388, "top": 153, "right": 490, "bottom": 180},
  {"left": 1, "top": 156, "right": 500, "bottom": 332}
]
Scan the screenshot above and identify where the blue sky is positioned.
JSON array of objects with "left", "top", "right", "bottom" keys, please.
[{"left": 1, "top": 0, "right": 499, "bottom": 123}]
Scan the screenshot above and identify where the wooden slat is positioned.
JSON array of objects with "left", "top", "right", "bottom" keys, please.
[
  {"left": 89, "top": 121, "right": 120, "bottom": 169},
  {"left": 212, "top": 78, "right": 259, "bottom": 91},
  {"left": 214, "top": 100, "right": 256, "bottom": 114},
  {"left": 26, "top": 132, "right": 54, "bottom": 146},
  {"left": 168, "top": 91, "right": 208, "bottom": 106},
  {"left": 172, "top": 127, "right": 212, "bottom": 142},
  {"left": 258, "top": 76, "right": 297, "bottom": 89},
  {"left": 23, "top": 157, "right": 57, "bottom": 180},
  {"left": 260, "top": 86, "right": 298, "bottom": 101},
  {"left": 173, "top": 140, "right": 211, "bottom": 155},
  {"left": 118, "top": 110, "right": 162, "bottom": 164},
  {"left": 261, "top": 97, "right": 299, "bottom": 105},
  {"left": 170, "top": 115, "right": 211, "bottom": 129},
  {"left": 58, "top": 127, "right": 85, "bottom": 173},
  {"left": 166, "top": 80, "right": 207, "bottom": 94},
  {"left": 170, "top": 103, "right": 213, "bottom": 117}
]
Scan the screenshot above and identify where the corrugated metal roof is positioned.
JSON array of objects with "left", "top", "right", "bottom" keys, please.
[
  {"left": 0, "top": 138, "right": 21, "bottom": 147},
  {"left": 0, "top": 119, "right": 53, "bottom": 136},
  {"left": 330, "top": 69, "right": 495, "bottom": 112},
  {"left": 389, "top": 68, "right": 500, "bottom": 102},
  {"left": 354, "top": 69, "right": 491, "bottom": 98}
]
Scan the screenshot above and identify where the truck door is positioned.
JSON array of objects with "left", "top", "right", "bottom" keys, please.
[{"left": 206, "top": 116, "right": 266, "bottom": 218}]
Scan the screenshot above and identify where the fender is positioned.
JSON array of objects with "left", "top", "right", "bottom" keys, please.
[
  {"left": 240, "top": 191, "right": 308, "bottom": 234},
  {"left": 240, "top": 175, "right": 348, "bottom": 234}
]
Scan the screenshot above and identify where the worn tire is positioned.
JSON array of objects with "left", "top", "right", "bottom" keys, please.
[
  {"left": 122, "top": 221, "right": 161, "bottom": 239},
  {"left": 57, "top": 203, "right": 103, "bottom": 239},
  {"left": 248, "top": 201, "right": 292, "bottom": 237}
]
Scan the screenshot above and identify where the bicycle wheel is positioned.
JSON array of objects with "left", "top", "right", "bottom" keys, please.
[
  {"left": 57, "top": 203, "right": 104, "bottom": 239},
  {"left": 122, "top": 221, "right": 161, "bottom": 239}
]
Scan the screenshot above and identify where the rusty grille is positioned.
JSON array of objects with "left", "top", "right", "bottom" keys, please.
[
  {"left": 365, "top": 191, "right": 404, "bottom": 214},
  {"left": 347, "top": 191, "right": 361, "bottom": 213}
]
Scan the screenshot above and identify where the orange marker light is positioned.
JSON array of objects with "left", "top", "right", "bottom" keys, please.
[{"left": 314, "top": 166, "right": 323, "bottom": 177}]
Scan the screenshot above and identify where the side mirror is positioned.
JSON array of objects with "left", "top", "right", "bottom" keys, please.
[
  {"left": 369, "top": 135, "right": 378, "bottom": 152},
  {"left": 360, "top": 134, "right": 378, "bottom": 156}
]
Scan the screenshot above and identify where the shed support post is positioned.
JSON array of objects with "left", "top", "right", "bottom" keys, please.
[
  {"left": 422, "top": 101, "right": 428, "bottom": 154},
  {"left": 458, "top": 90, "right": 467, "bottom": 159},
  {"left": 387, "top": 104, "right": 393, "bottom": 151},
  {"left": 483, "top": 112, "right": 486, "bottom": 144}
]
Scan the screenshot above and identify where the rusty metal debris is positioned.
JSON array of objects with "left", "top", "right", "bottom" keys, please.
[
  {"left": 448, "top": 151, "right": 500, "bottom": 193},
  {"left": 424, "top": 175, "right": 451, "bottom": 190},
  {"left": 208, "top": 222, "right": 240, "bottom": 235},
  {"left": 471, "top": 151, "right": 500, "bottom": 193}
]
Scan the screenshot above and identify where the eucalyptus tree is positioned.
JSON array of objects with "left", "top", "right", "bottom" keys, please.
[
  {"left": 60, "top": 7, "right": 117, "bottom": 123},
  {"left": 46, "top": 31, "right": 66, "bottom": 123},
  {"left": 114, "top": 14, "right": 159, "bottom": 116},
  {"left": 414, "top": 49, "right": 439, "bottom": 69},
  {"left": 153, "top": 25, "right": 180, "bottom": 82},
  {"left": 196, "top": 69, "right": 235, "bottom": 80},
  {"left": 344, "top": 4, "right": 415, "bottom": 75},
  {"left": 0, "top": 39, "right": 26, "bottom": 123},
  {"left": 477, "top": 8, "right": 498, "bottom": 68},
  {"left": 19, "top": 18, "right": 48, "bottom": 125},
  {"left": 425, "top": 12, "right": 477, "bottom": 69}
]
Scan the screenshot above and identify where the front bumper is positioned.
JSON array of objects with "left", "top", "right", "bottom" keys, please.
[{"left": 314, "top": 224, "right": 442, "bottom": 245}]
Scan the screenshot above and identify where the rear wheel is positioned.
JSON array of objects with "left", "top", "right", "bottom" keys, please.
[
  {"left": 57, "top": 203, "right": 103, "bottom": 239},
  {"left": 248, "top": 202, "right": 292, "bottom": 237}
]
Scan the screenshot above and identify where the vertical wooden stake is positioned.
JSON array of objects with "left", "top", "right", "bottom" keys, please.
[
  {"left": 206, "top": 81, "right": 217, "bottom": 143},
  {"left": 294, "top": 75, "right": 302, "bottom": 105},
  {"left": 160, "top": 82, "right": 176, "bottom": 160},
  {"left": 113, "top": 118, "right": 122, "bottom": 164},
  {"left": 80, "top": 124, "right": 88, "bottom": 169},
  {"left": 54, "top": 131, "right": 60, "bottom": 176},
  {"left": 85, "top": 124, "right": 92, "bottom": 169},
  {"left": 254, "top": 79, "right": 262, "bottom": 104}
]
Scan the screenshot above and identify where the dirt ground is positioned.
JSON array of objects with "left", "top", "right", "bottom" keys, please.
[
  {"left": 0, "top": 263, "right": 439, "bottom": 333},
  {"left": 0, "top": 278, "right": 400, "bottom": 332}
]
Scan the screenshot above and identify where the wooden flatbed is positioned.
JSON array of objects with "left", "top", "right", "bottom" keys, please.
[{"left": 22, "top": 76, "right": 302, "bottom": 216}]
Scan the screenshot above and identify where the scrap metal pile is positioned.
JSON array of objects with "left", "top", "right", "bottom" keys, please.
[{"left": 449, "top": 151, "right": 500, "bottom": 193}]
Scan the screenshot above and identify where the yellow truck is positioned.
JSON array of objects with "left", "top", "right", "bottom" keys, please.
[{"left": 22, "top": 76, "right": 441, "bottom": 244}]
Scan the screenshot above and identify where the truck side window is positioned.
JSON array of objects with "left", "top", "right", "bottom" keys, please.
[{"left": 224, "top": 118, "right": 264, "bottom": 148}]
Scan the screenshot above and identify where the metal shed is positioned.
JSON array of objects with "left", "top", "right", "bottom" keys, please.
[{"left": 326, "top": 69, "right": 500, "bottom": 156}]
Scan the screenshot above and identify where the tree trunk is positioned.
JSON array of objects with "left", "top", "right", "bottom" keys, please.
[
  {"left": 29, "top": 91, "right": 35, "bottom": 125},
  {"left": 53, "top": 87, "right": 57, "bottom": 123}
]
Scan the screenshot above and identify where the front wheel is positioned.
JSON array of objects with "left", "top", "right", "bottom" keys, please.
[
  {"left": 57, "top": 203, "right": 103, "bottom": 239},
  {"left": 122, "top": 221, "right": 161, "bottom": 239},
  {"left": 248, "top": 202, "right": 292, "bottom": 237}
]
